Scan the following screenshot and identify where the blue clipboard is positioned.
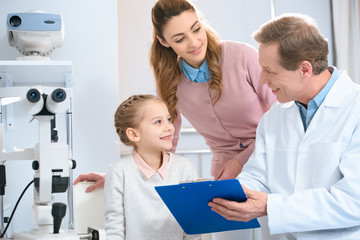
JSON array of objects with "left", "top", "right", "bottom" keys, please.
[{"left": 155, "top": 179, "right": 260, "bottom": 235}]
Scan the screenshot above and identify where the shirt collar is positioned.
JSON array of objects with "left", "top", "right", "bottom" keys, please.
[
  {"left": 132, "top": 151, "right": 170, "bottom": 179},
  {"left": 311, "top": 66, "right": 340, "bottom": 107},
  {"left": 295, "top": 66, "right": 341, "bottom": 130},
  {"left": 180, "top": 59, "right": 210, "bottom": 83},
  {"left": 296, "top": 67, "right": 340, "bottom": 107}
]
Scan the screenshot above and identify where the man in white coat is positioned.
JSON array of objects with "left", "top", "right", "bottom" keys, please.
[{"left": 209, "top": 14, "right": 360, "bottom": 239}]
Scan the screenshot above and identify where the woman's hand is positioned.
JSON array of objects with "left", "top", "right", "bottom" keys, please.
[
  {"left": 215, "top": 158, "right": 243, "bottom": 180},
  {"left": 73, "top": 172, "right": 106, "bottom": 192}
]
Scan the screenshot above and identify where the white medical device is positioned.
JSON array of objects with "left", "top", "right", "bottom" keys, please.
[
  {"left": 0, "top": 11, "right": 105, "bottom": 240},
  {"left": 0, "top": 87, "right": 104, "bottom": 240},
  {"left": 0, "top": 86, "right": 78, "bottom": 239},
  {"left": 7, "top": 12, "right": 64, "bottom": 59}
]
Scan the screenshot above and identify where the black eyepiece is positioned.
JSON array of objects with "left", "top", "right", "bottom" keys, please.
[
  {"left": 26, "top": 89, "right": 41, "bottom": 103},
  {"left": 51, "top": 89, "right": 66, "bottom": 103},
  {"left": 9, "top": 15, "right": 22, "bottom": 28}
]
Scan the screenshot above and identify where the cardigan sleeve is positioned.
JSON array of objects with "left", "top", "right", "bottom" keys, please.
[
  {"left": 233, "top": 43, "right": 275, "bottom": 166},
  {"left": 233, "top": 139, "right": 255, "bottom": 166}
]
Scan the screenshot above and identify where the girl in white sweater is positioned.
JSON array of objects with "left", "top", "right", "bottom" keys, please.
[{"left": 104, "top": 94, "right": 200, "bottom": 240}]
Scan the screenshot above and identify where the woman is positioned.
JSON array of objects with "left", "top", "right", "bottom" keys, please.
[
  {"left": 150, "top": 0, "right": 274, "bottom": 180},
  {"left": 75, "top": 0, "right": 275, "bottom": 239}
]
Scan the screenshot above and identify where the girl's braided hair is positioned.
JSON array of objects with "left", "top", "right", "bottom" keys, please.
[{"left": 114, "top": 94, "right": 162, "bottom": 146}]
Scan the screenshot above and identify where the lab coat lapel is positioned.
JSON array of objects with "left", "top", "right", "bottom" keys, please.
[
  {"left": 280, "top": 101, "right": 305, "bottom": 140},
  {"left": 302, "top": 72, "right": 352, "bottom": 140}
]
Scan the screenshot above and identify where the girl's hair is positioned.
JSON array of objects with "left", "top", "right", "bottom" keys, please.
[
  {"left": 253, "top": 14, "right": 328, "bottom": 75},
  {"left": 114, "top": 94, "right": 162, "bottom": 146},
  {"left": 150, "top": 0, "right": 222, "bottom": 122}
]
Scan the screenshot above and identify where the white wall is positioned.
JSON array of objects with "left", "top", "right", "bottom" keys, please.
[
  {"left": 117, "top": 0, "right": 158, "bottom": 99},
  {"left": 197, "top": 0, "right": 333, "bottom": 63},
  {"left": 0, "top": 0, "right": 119, "bottom": 235}
]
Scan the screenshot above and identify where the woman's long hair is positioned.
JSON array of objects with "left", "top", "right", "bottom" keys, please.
[{"left": 150, "top": 0, "right": 222, "bottom": 122}]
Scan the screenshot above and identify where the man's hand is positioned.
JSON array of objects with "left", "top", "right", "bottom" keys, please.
[
  {"left": 215, "top": 158, "right": 243, "bottom": 180},
  {"left": 73, "top": 172, "right": 106, "bottom": 192},
  {"left": 208, "top": 186, "right": 268, "bottom": 222}
]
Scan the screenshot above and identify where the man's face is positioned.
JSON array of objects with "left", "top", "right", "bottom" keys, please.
[{"left": 258, "top": 43, "right": 306, "bottom": 103}]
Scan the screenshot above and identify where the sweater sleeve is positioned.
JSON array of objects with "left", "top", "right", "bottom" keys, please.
[
  {"left": 104, "top": 166, "right": 125, "bottom": 240},
  {"left": 237, "top": 115, "right": 270, "bottom": 192},
  {"left": 232, "top": 44, "right": 275, "bottom": 166},
  {"left": 233, "top": 139, "right": 255, "bottom": 166},
  {"left": 184, "top": 233, "right": 202, "bottom": 239}
]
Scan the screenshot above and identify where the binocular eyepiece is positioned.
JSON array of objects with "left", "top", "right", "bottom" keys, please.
[
  {"left": 24, "top": 88, "right": 69, "bottom": 115},
  {"left": 26, "top": 88, "right": 67, "bottom": 103}
]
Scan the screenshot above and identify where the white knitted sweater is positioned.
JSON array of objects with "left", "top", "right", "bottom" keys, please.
[{"left": 104, "top": 153, "right": 200, "bottom": 240}]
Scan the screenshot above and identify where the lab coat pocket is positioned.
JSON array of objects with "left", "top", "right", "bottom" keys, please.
[
  {"left": 310, "top": 142, "right": 347, "bottom": 188},
  {"left": 266, "top": 145, "right": 298, "bottom": 194}
]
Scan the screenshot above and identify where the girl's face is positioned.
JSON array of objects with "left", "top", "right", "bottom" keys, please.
[
  {"left": 133, "top": 100, "right": 174, "bottom": 153},
  {"left": 158, "top": 10, "right": 208, "bottom": 69}
]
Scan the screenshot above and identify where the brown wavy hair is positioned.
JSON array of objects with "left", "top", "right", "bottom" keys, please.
[
  {"left": 150, "top": 0, "right": 222, "bottom": 122},
  {"left": 253, "top": 14, "right": 328, "bottom": 75}
]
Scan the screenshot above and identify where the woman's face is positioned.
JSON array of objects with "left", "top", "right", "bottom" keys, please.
[{"left": 158, "top": 10, "right": 208, "bottom": 69}]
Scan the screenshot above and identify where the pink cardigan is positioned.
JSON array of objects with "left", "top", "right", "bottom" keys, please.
[{"left": 172, "top": 41, "right": 276, "bottom": 176}]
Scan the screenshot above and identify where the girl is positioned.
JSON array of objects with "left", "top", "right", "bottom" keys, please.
[{"left": 104, "top": 94, "right": 200, "bottom": 240}]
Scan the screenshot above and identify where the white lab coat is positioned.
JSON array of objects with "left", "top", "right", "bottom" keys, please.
[{"left": 238, "top": 70, "right": 360, "bottom": 240}]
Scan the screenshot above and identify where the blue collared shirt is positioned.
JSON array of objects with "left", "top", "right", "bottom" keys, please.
[
  {"left": 296, "top": 67, "right": 341, "bottom": 131},
  {"left": 180, "top": 59, "right": 210, "bottom": 83}
]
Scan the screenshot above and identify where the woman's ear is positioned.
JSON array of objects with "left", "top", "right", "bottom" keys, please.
[
  {"left": 126, "top": 128, "right": 140, "bottom": 142},
  {"left": 157, "top": 36, "right": 170, "bottom": 48}
]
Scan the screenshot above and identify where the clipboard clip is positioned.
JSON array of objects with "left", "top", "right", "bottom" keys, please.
[{"left": 179, "top": 178, "right": 213, "bottom": 184}]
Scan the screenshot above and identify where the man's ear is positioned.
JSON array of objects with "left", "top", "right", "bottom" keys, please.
[
  {"left": 299, "top": 61, "right": 313, "bottom": 78},
  {"left": 126, "top": 128, "right": 140, "bottom": 142},
  {"left": 157, "top": 36, "right": 170, "bottom": 48}
]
